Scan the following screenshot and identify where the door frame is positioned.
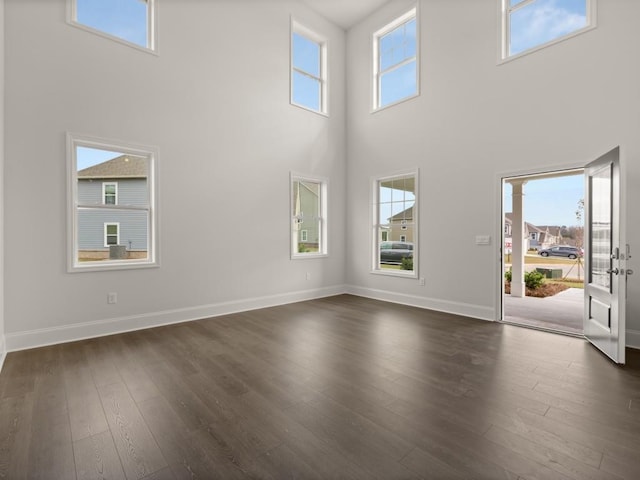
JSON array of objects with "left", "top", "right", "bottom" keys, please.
[{"left": 496, "top": 151, "right": 628, "bottom": 361}]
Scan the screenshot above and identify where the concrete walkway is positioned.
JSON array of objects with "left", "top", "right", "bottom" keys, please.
[{"left": 504, "top": 287, "right": 583, "bottom": 335}]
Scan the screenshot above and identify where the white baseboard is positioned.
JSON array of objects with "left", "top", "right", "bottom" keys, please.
[
  {"left": 5, "top": 285, "right": 346, "bottom": 352},
  {"left": 5, "top": 282, "right": 637, "bottom": 355},
  {"left": 627, "top": 329, "right": 640, "bottom": 350},
  {"left": 345, "top": 285, "right": 495, "bottom": 322},
  {"left": 0, "top": 334, "right": 6, "bottom": 373}
]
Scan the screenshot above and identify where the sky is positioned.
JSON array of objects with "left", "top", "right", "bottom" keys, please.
[
  {"left": 509, "top": 0, "right": 588, "bottom": 56},
  {"left": 77, "top": 146, "right": 126, "bottom": 171},
  {"left": 76, "top": 0, "right": 148, "bottom": 48},
  {"left": 504, "top": 174, "right": 584, "bottom": 227}
]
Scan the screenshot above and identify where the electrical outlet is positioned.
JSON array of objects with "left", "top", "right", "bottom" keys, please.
[
  {"left": 107, "top": 292, "right": 118, "bottom": 304},
  {"left": 306, "top": 272, "right": 311, "bottom": 281},
  {"left": 419, "top": 278, "right": 425, "bottom": 286}
]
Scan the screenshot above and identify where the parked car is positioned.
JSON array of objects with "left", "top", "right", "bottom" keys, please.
[
  {"left": 380, "top": 241, "right": 413, "bottom": 264},
  {"left": 538, "top": 245, "right": 583, "bottom": 259}
]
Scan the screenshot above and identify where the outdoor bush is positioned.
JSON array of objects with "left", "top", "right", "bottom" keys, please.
[
  {"left": 504, "top": 268, "right": 512, "bottom": 283},
  {"left": 524, "top": 270, "right": 544, "bottom": 289},
  {"left": 401, "top": 257, "right": 413, "bottom": 271}
]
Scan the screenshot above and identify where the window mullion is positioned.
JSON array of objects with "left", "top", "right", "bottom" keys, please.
[{"left": 379, "top": 55, "right": 417, "bottom": 77}]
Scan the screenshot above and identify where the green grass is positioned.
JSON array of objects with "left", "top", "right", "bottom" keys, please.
[
  {"left": 548, "top": 279, "right": 585, "bottom": 289},
  {"left": 505, "top": 254, "right": 583, "bottom": 265}
]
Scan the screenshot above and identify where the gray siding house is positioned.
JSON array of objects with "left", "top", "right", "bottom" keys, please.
[
  {"left": 293, "top": 180, "right": 320, "bottom": 250},
  {"left": 77, "top": 155, "right": 149, "bottom": 259}
]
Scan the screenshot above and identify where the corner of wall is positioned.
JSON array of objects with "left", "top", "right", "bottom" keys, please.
[{"left": 0, "top": 0, "right": 6, "bottom": 372}]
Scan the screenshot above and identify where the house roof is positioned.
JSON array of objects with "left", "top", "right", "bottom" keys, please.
[
  {"left": 390, "top": 206, "right": 413, "bottom": 221},
  {"left": 78, "top": 155, "right": 148, "bottom": 179}
]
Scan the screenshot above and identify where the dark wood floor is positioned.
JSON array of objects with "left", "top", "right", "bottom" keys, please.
[{"left": 1, "top": 295, "right": 640, "bottom": 479}]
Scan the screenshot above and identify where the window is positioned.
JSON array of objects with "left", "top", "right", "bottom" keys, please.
[
  {"left": 68, "top": 134, "right": 158, "bottom": 271},
  {"left": 103, "top": 182, "right": 117, "bottom": 205},
  {"left": 104, "top": 223, "right": 119, "bottom": 246},
  {"left": 291, "top": 20, "right": 328, "bottom": 114},
  {"left": 373, "top": 171, "right": 418, "bottom": 276},
  {"left": 68, "top": 0, "right": 156, "bottom": 51},
  {"left": 291, "top": 173, "right": 328, "bottom": 258},
  {"left": 502, "top": 0, "right": 595, "bottom": 59},
  {"left": 373, "top": 8, "right": 418, "bottom": 111}
]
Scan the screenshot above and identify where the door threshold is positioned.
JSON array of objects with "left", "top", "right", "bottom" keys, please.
[{"left": 500, "top": 319, "right": 585, "bottom": 339}]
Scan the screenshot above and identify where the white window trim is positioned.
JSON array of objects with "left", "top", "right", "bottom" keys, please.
[
  {"left": 66, "top": 0, "right": 158, "bottom": 54},
  {"left": 67, "top": 133, "right": 159, "bottom": 272},
  {"left": 290, "top": 19, "right": 329, "bottom": 116},
  {"left": 104, "top": 222, "right": 120, "bottom": 248},
  {"left": 371, "top": 169, "right": 419, "bottom": 278},
  {"left": 103, "top": 182, "right": 118, "bottom": 205},
  {"left": 290, "top": 172, "right": 328, "bottom": 259},
  {"left": 499, "top": 0, "right": 597, "bottom": 63},
  {"left": 372, "top": 6, "right": 419, "bottom": 112}
]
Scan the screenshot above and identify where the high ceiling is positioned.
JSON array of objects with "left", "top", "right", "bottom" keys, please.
[{"left": 302, "top": 0, "right": 390, "bottom": 30}]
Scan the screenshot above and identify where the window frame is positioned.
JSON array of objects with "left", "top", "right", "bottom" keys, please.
[
  {"left": 67, "top": 0, "right": 157, "bottom": 54},
  {"left": 372, "top": 6, "right": 419, "bottom": 112},
  {"left": 103, "top": 182, "right": 118, "bottom": 205},
  {"left": 290, "top": 19, "right": 328, "bottom": 116},
  {"left": 104, "top": 222, "right": 120, "bottom": 247},
  {"left": 372, "top": 170, "right": 419, "bottom": 278},
  {"left": 67, "top": 133, "right": 159, "bottom": 272},
  {"left": 290, "top": 172, "right": 328, "bottom": 259},
  {"left": 500, "top": 0, "right": 596, "bottom": 62}
]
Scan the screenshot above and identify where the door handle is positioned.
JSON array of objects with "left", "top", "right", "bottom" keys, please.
[{"left": 607, "top": 268, "right": 619, "bottom": 275}]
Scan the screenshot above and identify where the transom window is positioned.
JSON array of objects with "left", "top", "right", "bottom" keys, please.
[
  {"left": 373, "top": 171, "right": 418, "bottom": 277},
  {"left": 502, "top": 0, "right": 595, "bottom": 59},
  {"left": 68, "top": 0, "right": 156, "bottom": 51},
  {"left": 291, "top": 21, "right": 328, "bottom": 115},
  {"left": 373, "top": 8, "right": 418, "bottom": 111},
  {"left": 291, "top": 174, "right": 328, "bottom": 258},
  {"left": 68, "top": 134, "right": 158, "bottom": 271}
]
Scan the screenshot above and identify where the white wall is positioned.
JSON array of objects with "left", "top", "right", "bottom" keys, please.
[
  {"left": 345, "top": 0, "right": 640, "bottom": 347},
  {"left": 3, "top": 0, "right": 347, "bottom": 349}
]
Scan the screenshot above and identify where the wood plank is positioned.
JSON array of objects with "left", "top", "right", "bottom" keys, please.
[
  {"left": 98, "top": 382, "right": 167, "bottom": 480},
  {"left": 0, "top": 393, "right": 34, "bottom": 479},
  {"left": 74, "top": 430, "right": 126, "bottom": 480}
]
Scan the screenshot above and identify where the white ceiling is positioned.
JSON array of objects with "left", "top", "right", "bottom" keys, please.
[{"left": 302, "top": 0, "right": 390, "bottom": 30}]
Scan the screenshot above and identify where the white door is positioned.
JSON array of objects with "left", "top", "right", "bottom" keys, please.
[{"left": 584, "top": 147, "right": 625, "bottom": 364}]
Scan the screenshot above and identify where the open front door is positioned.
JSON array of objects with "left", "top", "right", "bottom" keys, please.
[{"left": 584, "top": 147, "right": 625, "bottom": 364}]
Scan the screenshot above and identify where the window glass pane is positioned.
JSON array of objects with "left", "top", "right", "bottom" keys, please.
[
  {"left": 509, "top": 0, "right": 588, "bottom": 56},
  {"left": 292, "top": 71, "right": 321, "bottom": 111},
  {"left": 376, "top": 174, "right": 416, "bottom": 274},
  {"left": 379, "top": 19, "right": 416, "bottom": 72},
  {"left": 76, "top": 0, "right": 149, "bottom": 48},
  {"left": 380, "top": 61, "right": 417, "bottom": 108},
  {"left": 292, "top": 178, "right": 325, "bottom": 256},
  {"left": 292, "top": 33, "right": 320, "bottom": 77},
  {"left": 77, "top": 208, "right": 149, "bottom": 262},
  {"left": 510, "top": 0, "right": 528, "bottom": 6},
  {"left": 78, "top": 148, "right": 149, "bottom": 208},
  {"left": 74, "top": 142, "right": 152, "bottom": 267},
  {"left": 590, "top": 166, "right": 612, "bottom": 290}
]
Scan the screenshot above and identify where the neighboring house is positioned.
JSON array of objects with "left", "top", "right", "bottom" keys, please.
[
  {"left": 504, "top": 214, "right": 531, "bottom": 250},
  {"left": 505, "top": 213, "right": 564, "bottom": 251},
  {"left": 77, "top": 155, "right": 149, "bottom": 259},
  {"left": 388, "top": 206, "right": 414, "bottom": 243},
  {"left": 535, "top": 225, "right": 564, "bottom": 249},
  {"left": 293, "top": 180, "right": 320, "bottom": 249}
]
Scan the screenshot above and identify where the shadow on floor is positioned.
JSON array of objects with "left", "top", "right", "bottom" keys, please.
[{"left": 503, "top": 287, "right": 583, "bottom": 335}]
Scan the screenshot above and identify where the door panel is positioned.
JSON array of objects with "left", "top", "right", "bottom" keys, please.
[{"left": 584, "top": 147, "right": 625, "bottom": 364}]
